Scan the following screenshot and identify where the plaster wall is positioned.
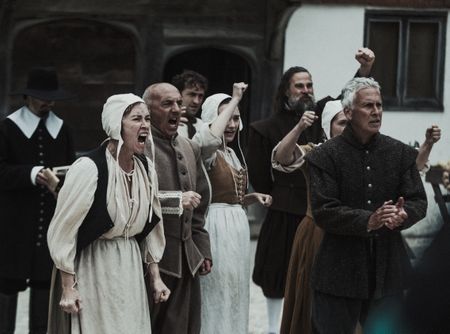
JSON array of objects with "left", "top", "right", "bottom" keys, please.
[{"left": 285, "top": 4, "right": 450, "bottom": 166}]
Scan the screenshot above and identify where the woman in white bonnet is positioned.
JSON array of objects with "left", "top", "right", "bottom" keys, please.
[
  {"left": 272, "top": 100, "right": 348, "bottom": 334},
  {"left": 198, "top": 83, "right": 272, "bottom": 334},
  {"left": 47, "top": 93, "right": 169, "bottom": 333}
]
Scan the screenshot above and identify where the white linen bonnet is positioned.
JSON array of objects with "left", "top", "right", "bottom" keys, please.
[
  {"left": 321, "top": 100, "right": 343, "bottom": 140},
  {"left": 201, "top": 93, "right": 243, "bottom": 131},
  {"left": 102, "top": 93, "right": 145, "bottom": 140},
  {"left": 101, "top": 93, "right": 155, "bottom": 160},
  {"left": 201, "top": 93, "right": 247, "bottom": 171}
]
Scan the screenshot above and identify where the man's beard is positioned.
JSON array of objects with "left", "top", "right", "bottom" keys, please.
[{"left": 287, "top": 94, "right": 316, "bottom": 115}]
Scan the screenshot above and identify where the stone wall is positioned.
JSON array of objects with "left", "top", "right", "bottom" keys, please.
[{"left": 0, "top": 0, "right": 292, "bottom": 151}]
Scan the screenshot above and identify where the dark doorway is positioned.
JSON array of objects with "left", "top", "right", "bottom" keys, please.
[
  {"left": 163, "top": 48, "right": 252, "bottom": 150},
  {"left": 9, "top": 19, "right": 136, "bottom": 152}
]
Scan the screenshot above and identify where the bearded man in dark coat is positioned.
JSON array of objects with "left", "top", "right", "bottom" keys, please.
[
  {"left": 0, "top": 67, "right": 76, "bottom": 334},
  {"left": 247, "top": 48, "right": 375, "bottom": 333},
  {"left": 306, "top": 77, "right": 427, "bottom": 333}
]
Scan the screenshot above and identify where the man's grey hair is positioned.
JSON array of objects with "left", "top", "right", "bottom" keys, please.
[{"left": 341, "top": 77, "right": 381, "bottom": 109}]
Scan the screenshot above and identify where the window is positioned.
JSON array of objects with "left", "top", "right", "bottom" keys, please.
[{"left": 364, "top": 11, "right": 446, "bottom": 111}]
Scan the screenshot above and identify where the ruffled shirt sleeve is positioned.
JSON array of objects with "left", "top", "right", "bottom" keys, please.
[
  {"left": 47, "top": 157, "right": 98, "bottom": 274},
  {"left": 271, "top": 142, "right": 307, "bottom": 173},
  {"left": 191, "top": 122, "right": 222, "bottom": 166}
]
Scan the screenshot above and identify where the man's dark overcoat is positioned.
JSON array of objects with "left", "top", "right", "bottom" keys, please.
[
  {"left": 306, "top": 125, "right": 427, "bottom": 299},
  {"left": 0, "top": 108, "right": 75, "bottom": 284},
  {"left": 248, "top": 98, "right": 331, "bottom": 297}
]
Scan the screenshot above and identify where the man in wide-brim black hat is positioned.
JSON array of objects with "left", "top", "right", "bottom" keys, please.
[{"left": 0, "top": 66, "right": 76, "bottom": 334}]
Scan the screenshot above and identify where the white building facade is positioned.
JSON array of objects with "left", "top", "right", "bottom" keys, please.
[{"left": 285, "top": 4, "right": 450, "bottom": 257}]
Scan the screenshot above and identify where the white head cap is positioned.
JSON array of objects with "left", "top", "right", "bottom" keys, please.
[
  {"left": 101, "top": 93, "right": 154, "bottom": 163},
  {"left": 102, "top": 93, "right": 145, "bottom": 140},
  {"left": 201, "top": 93, "right": 243, "bottom": 131},
  {"left": 321, "top": 100, "right": 343, "bottom": 140}
]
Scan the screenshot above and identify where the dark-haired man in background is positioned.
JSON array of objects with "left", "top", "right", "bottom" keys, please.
[{"left": 171, "top": 70, "right": 208, "bottom": 139}]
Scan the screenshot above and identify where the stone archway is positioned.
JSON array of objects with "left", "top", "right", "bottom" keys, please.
[
  {"left": 9, "top": 19, "right": 137, "bottom": 152},
  {"left": 163, "top": 47, "right": 252, "bottom": 148}
]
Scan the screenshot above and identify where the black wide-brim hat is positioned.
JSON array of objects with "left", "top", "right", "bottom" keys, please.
[{"left": 10, "top": 66, "right": 76, "bottom": 101}]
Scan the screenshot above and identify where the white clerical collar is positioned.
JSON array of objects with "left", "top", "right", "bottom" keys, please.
[{"left": 7, "top": 106, "right": 63, "bottom": 139}]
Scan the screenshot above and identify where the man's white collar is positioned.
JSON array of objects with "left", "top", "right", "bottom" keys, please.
[{"left": 7, "top": 106, "right": 63, "bottom": 139}]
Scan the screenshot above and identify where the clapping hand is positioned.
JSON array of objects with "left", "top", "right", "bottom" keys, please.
[
  {"left": 368, "top": 198, "right": 408, "bottom": 231},
  {"left": 384, "top": 197, "right": 408, "bottom": 230}
]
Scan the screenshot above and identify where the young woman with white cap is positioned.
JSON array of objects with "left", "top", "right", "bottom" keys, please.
[{"left": 47, "top": 94, "right": 168, "bottom": 333}]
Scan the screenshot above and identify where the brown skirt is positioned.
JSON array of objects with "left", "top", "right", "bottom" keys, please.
[{"left": 280, "top": 216, "right": 323, "bottom": 334}]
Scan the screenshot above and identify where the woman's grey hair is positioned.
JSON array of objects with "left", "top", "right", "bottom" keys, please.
[{"left": 341, "top": 77, "right": 381, "bottom": 110}]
